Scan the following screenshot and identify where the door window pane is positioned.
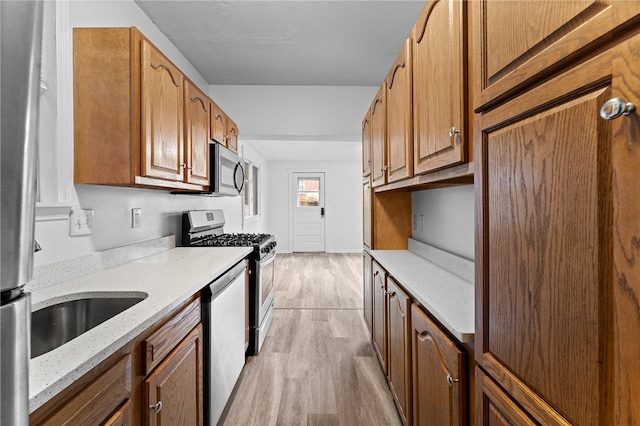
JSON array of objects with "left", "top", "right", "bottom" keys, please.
[{"left": 297, "top": 178, "right": 320, "bottom": 206}]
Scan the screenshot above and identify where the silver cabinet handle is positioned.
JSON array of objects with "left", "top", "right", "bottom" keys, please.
[
  {"left": 600, "top": 97, "right": 635, "bottom": 120},
  {"left": 150, "top": 401, "right": 163, "bottom": 414},
  {"left": 446, "top": 375, "right": 459, "bottom": 386},
  {"left": 449, "top": 127, "right": 459, "bottom": 137}
]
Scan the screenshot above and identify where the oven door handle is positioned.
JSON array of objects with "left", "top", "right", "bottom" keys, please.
[{"left": 260, "top": 250, "right": 276, "bottom": 266}]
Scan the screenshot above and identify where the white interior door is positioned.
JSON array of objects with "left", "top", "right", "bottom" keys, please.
[{"left": 292, "top": 172, "right": 325, "bottom": 252}]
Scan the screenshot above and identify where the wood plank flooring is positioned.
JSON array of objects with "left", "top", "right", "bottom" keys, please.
[{"left": 219, "top": 253, "right": 401, "bottom": 426}]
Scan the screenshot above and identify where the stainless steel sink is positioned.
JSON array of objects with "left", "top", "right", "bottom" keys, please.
[{"left": 31, "top": 294, "right": 147, "bottom": 358}]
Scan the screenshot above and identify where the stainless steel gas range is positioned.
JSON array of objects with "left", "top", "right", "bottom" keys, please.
[{"left": 182, "top": 210, "right": 276, "bottom": 355}]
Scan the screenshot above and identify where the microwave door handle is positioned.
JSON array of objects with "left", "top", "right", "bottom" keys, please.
[{"left": 234, "top": 162, "right": 245, "bottom": 192}]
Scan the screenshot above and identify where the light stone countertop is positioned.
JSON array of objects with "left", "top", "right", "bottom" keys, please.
[
  {"left": 370, "top": 249, "right": 474, "bottom": 343},
  {"left": 28, "top": 246, "right": 252, "bottom": 413}
]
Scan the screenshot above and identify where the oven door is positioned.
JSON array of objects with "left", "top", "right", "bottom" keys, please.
[{"left": 257, "top": 250, "right": 276, "bottom": 325}]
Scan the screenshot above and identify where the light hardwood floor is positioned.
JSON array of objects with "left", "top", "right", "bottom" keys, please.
[{"left": 220, "top": 253, "right": 402, "bottom": 426}]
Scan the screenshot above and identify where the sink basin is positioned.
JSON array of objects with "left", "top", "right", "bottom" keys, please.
[{"left": 31, "top": 294, "right": 147, "bottom": 358}]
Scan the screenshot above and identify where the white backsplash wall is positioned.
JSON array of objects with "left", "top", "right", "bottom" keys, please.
[
  {"left": 268, "top": 160, "right": 363, "bottom": 253},
  {"left": 411, "top": 185, "right": 474, "bottom": 261}
]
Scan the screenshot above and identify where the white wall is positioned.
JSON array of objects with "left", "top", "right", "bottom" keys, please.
[
  {"left": 411, "top": 185, "right": 475, "bottom": 261},
  {"left": 269, "top": 160, "right": 362, "bottom": 253},
  {"left": 34, "top": 1, "right": 269, "bottom": 266},
  {"left": 209, "top": 85, "right": 377, "bottom": 140}
]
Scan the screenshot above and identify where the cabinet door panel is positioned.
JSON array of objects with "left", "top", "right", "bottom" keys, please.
[
  {"left": 141, "top": 40, "right": 184, "bottom": 181},
  {"left": 210, "top": 101, "right": 226, "bottom": 144},
  {"left": 144, "top": 325, "right": 203, "bottom": 426},
  {"left": 476, "top": 368, "right": 537, "bottom": 426},
  {"left": 413, "top": 0, "right": 466, "bottom": 174},
  {"left": 362, "top": 111, "right": 372, "bottom": 177},
  {"left": 363, "top": 252, "right": 373, "bottom": 336},
  {"left": 412, "top": 305, "right": 466, "bottom": 426},
  {"left": 477, "top": 47, "right": 616, "bottom": 425},
  {"left": 387, "top": 278, "right": 411, "bottom": 425},
  {"left": 386, "top": 40, "right": 413, "bottom": 183},
  {"left": 371, "top": 85, "right": 387, "bottom": 188},
  {"left": 472, "top": 0, "right": 640, "bottom": 110},
  {"left": 184, "top": 81, "right": 209, "bottom": 186},
  {"left": 372, "top": 260, "right": 387, "bottom": 373},
  {"left": 226, "top": 117, "right": 239, "bottom": 153}
]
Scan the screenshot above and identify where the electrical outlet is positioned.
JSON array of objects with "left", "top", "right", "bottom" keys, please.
[
  {"left": 419, "top": 215, "right": 424, "bottom": 233},
  {"left": 69, "top": 208, "right": 94, "bottom": 236},
  {"left": 412, "top": 215, "right": 417, "bottom": 231},
  {"left": 132, "top": 208, "right": 142, "bottom": 228}
]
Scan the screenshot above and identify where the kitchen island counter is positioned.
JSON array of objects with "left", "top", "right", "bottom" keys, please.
[{"left": 28, "top": 246, "right": 252, "bottom": 413}]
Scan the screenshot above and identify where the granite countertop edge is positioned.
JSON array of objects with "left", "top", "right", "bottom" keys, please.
[
  {"left": 28, "top": 246, "right": 252, "bottom": 413},
  {"left": 370, "top": 249, "right": 474, "bottom": 344}
]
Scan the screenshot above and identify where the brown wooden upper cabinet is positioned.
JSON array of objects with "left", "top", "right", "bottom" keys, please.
[
  {"left": 370, "top": 84, "right": 387, "bottom": 188},
  {"left": 209, "top": 101, "right": 239, "bottom": 154},
  {"left": 362, "top": 110, "right": 372, "bottom": 177},
  {"left": 386, "top": 39, "right": 413, "bottom": 184},
  {"left": 412, "top": 0, "right": 467, "bottom": 174},
  {"left": 74, "top": 27, "right": 206, "bottom": 191},
  {"left": 472, "top": 0, "right": 640, "bottom": 112},
  {"left": 226, "top": 116, "right": 239, "bottom": 154},
  {"left": 184, "top": 80, "right": 210, "bottom": 186}
]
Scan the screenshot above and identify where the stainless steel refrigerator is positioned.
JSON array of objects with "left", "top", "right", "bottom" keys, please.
[{"left": 1, "top": 1, "right": 44, "bottom": 424}]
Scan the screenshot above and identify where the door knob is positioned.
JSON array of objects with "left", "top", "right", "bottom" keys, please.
[{"left": 600, "top": 97, "right": 635, "bottom": 120}]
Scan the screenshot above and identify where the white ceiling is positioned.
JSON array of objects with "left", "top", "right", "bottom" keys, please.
[{"left": 134, "top": 0, "right": 425, "bottom": 86}]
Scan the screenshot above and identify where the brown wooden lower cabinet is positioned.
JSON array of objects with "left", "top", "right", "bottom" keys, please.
[
  {"left": 411, "top": 304, "right": 467, "bottom": 426},
  {"left": 372, "top": 260, "right": 388, "bottom": 373},
  {"left": 143, "top": 324, "right": 203, "bottom": 426},
  {"left": 363, "top": 251, "right": 373, "bottom": 335},
  {"left": 476, "top": 367, "right": 537, "bottom": 426},
  {"left": 30, "top": 296, "right": 203, "bottom": 426},
  {"left": 387, "top": 277, "right": 412, "bottom": 426}
]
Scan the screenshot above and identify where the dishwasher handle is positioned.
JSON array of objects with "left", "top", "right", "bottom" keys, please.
[{"left": 202, "top": 260, "right": 246, "bottom": 301}]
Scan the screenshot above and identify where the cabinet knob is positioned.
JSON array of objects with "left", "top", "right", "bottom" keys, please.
[
  {"left": 150, "top": 401, "right": 163, "bottom": 414},
  {"left": 446, "top": 374, "right": 459, "bottom": 387},
  {"left": 381, "top": 165, "right": 389, "bottom": 172},
  {"left": 600, "top": 97, "right": 635, "bottom": 120},
  {"left": 449, "top": 127, "right": 460, "bottom": 138}
]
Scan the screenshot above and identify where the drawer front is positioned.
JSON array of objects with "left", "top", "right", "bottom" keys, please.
[
  {"left": 37, "top": 355, "right": 132, "bottom": 426},
  {"left": 142, "top": 297, "right": 201, "bottom": 375}
]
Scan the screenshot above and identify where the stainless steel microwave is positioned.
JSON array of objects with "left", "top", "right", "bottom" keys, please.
[
  {"left": 173, "top": 143, "right": 244, "bottom": 196},
  {"left": 210, "top": 143, "right": 244, "bottom": 196}
]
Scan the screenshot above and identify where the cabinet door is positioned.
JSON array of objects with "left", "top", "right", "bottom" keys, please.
[
  {"left": 363, "top": 251, "right": 373, "bottom": 336},
  {"left": 472, "top": 0, "right": 640, "bottom": 111},
  {"left": 387, "top": 278, "right": 412, "bottom": 425},
  {"left": 362, "top": 110, "right": 372, "bottom": 177},
  {"left": 140, "top": 39, "right": 185, "bottom": 181},
  {"left": 372, "top": 260, "right": 387, "bottom": 373},
  {"left": 476, "top": 368, "right": 536, "bottom": 426},
  {"left": 184, "top": 81, "right": 209, "bottom": 186},
  {"left": 475, "top": 37, "right": 640, "bottom": 424},
  {"left": 411, "top": 304, "right": 466, "bottom": 426},
  {"left": 371, "top": 84, "right": 387, "bottom": 188},
  {"left": 144, "top": 325, "right": 203, "bottom": 426},
  {"left": 413, "top": 0, "right": 466, "bottom": 174},
  {"left": 226, "top": 117, "right": 239, "bottom": 153},
  {"left": 386, "top": 39, "right": 413, "bottom": 183},
  {"left": 363, "top": 181, "right": 372, "bottom": 248},
  {"left": 103, "top": 400, "right": 132, "bottom": 426},
  {"left": 210, "top": 100, "right": 226, "bottom": 144}
]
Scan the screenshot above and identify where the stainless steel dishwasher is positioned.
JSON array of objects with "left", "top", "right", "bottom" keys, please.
[{"left": 201, "top": 260, "right": 247, "bottom": 425}]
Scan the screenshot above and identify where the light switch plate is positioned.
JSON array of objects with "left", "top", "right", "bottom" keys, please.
[
  {"left": 132, "top": 208, "right": 142, "bottom": 228},
  {"left": 69, "top": 208, "right": 94, "bottom": 236}
]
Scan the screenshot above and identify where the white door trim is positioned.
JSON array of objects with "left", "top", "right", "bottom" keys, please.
[{"left": 288, "top": 169, "right": 328, "bottom": 253}]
